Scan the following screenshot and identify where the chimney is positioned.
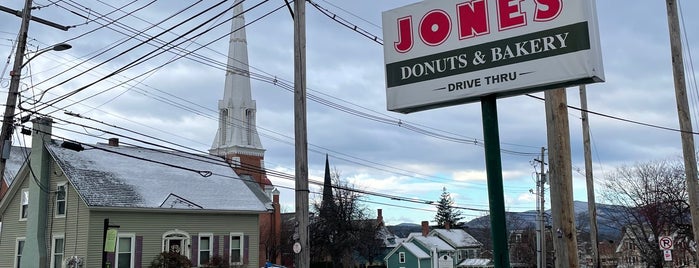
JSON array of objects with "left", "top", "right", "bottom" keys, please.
[
  {"left": 422, "top": 221, "right": 429, "bottom": 236},
  {"left": 445, "top": 221, "right": 450, "bottom": 230},
  {"left": 108, "top": 138, "right": 119, "bottom": 146},
  {"left": 377, "top": 209, "right": 384, "bottom": 226},
  {"left": 272, "top": 188, "right": 281, "bottom": 263},
  {"left": 25, "top": 117, "right": 52, "bottom": 266}
]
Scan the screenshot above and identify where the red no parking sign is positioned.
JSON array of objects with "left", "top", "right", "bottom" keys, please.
[{"left": 659, "top": 236, "right": 674, "bottom": 250}]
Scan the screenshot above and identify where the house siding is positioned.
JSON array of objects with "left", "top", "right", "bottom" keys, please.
[
  {"left": 47, "top": 160, "right": 91, "bottom": 264},
  {"left": 386, "top": 245, "right": 426, "bottom": 268},
  {"left": 420, "top": 258, "right": 431, "bottom": 268},
  {"left": 0, "top": 158, "right": 91, "bottom": 267},
  {"left": 86, "top": 210, "right": 260, "bottom": 268},
  {"left": 0, "top": 171, "right": 30, "bottom": 268}
]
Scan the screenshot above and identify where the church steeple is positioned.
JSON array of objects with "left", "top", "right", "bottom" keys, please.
[{"left": 211, "top": 0, "right": 268, "bottom": 189}]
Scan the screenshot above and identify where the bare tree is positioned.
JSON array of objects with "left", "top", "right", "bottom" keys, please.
[
  {"left": 601, "top": 158, "right": 693, "bottom": 267},
  {"left": 506, "top": 213, "right": 537, "bottom": 267},
  {"left": 310, "top": 168, "right": 382, "bottom": 268}
]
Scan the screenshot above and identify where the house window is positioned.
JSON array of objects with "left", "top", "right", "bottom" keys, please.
[
  {"left": 469, "top": 249, "right": 477, "bottom": 259},
  {"left": 163, "top": 230, "right": 190, "bottom": 258},
  {"left": 55, "top": 183, "right": 66, "bottom": 217},
  {"left": 20, "top": 189, "right": 28, "bottom": 220},
  {"left": 51, "top": 235, "right": 65, "bottom": 268},
  {"left": 199, "top": 234, "right": 213, "bottom": 266},
  {"left": 399, "top": 252, "right": 406, "bottom": 263},
  {"left": 230, "top": 233, "right": 243, "bottom": 264},
  {"left": 15, "top": 238, "right": 25, "bottom": 268},
  {"left": 116, "top": 234, "right": 135, "bottom": 268}
]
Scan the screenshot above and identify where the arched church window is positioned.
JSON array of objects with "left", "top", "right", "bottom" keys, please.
[
  {"left": 245, "top": 109, "right": 254, "bottom": 145},
  {"left": 220, "top": 109, "right": 229, "bottom": 143}
]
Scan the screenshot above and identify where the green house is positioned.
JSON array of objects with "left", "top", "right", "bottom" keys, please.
[
  {"left": 385, "top": 242, "right": 432, "bottom": 268},
  {"left": 0, "top": 118, "right": 273, "bottom": 268},
  {"left": 385, "top": 222, "right": 486, "bottom": 268}
]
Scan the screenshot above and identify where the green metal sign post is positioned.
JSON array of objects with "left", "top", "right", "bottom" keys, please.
[{"left": 480, "top": 95, "right": 511, "bottom": 268}]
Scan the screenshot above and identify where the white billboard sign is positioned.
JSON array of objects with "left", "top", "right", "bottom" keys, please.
[{"left": 382, "top": 0, "right": 605, "bottom": 113}]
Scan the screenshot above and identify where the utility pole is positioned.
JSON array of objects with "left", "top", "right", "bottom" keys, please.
[
  {"left": 580, "top": 85, "right": 600, "bottom": 268},
  {"left": 293, "top": 0, "right": 309, "bottom": 268},
  {"left": 545, "top": 88, "right": 579, "bottom": 268},
  {"left": 535, "top": 147, "right": 547, "bottom": 268},
  {"left": 665, "top": 0, "right": 699, "bottom": 262},
  {"left": 0, "top": 0, "right": 32, "bottom": 192},
  {"left": 0, "top": 1, "right": 69, "bottom": 201}
]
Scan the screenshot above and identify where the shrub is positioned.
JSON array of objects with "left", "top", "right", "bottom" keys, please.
[{"left": 149, "top": 251, "right": 192, "bottom": 268}]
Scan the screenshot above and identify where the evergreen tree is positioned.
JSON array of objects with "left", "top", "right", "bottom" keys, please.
[
  {"left": 310, "top": 160, "right": 382, "bottom": 268},
  {"left": 434, "top": 187, "right": 464, "bottom": 228}
]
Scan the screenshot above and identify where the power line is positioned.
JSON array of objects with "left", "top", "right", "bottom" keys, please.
[
  {"left": 33, "top": 0, "right": 243, "bottom": 111},
  {"left": 12, "top": 0, "right": 536, "bottom": 197},
  {"left": 24, "top": 122, "right": 497, "bottom": 214},
  {"left": 307, "top": 0, "right": 382, "bottom": 45},
  {"left": 16, "top": 1, "right": 543, "bottom": 157},
  {"left": 526, "top": 94, "right": 699, "bottom": 135},
  {"left": 308, "top": 0, "right": 699, "bottom": 139}
]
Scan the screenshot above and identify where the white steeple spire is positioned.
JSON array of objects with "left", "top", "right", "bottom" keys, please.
[{"left": 210, "top": 0, "right": 264, "bottom": 157}]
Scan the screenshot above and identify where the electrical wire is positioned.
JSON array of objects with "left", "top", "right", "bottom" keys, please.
[
  {"left": 525, "top": 94, "right": 699, "bottom": 135},
  {"left": 24, "top": 123, "right": 495, "bottom": 214},
  {"left": 32, "top": 0, "right": 238, "bottom": 109},
  {"left": 308, "top": 0, "right": 699, "bottom": 139},
  {"left": 307, "top": 0, "right": 382, "bottom": 45},
  {"left": 678, "top": 1, "right": 699, "bottom": 135},
  {"left": 15, "top": 0, "right": 543, "bottom": 158}
]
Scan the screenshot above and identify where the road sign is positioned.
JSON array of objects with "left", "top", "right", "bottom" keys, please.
[
  {"left": 664, "top": 249, "right": 673, "bottom": 261},
  {"left": 659, "top": 236, "right": 674, "bottom": 250}
]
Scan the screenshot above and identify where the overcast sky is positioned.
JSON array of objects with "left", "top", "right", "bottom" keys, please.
[{"left": 1, "top": 0, "right": 698, "bottom": 225}]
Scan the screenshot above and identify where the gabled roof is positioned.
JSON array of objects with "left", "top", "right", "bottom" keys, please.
[
  {"left": 384, "top": 242, "right": 431, "bottom": 261},
  {"left": 402, "top": 242, "right": 431, "bottom": 259},
  {"left": 430, "top": 229, "right": 482, "bottom": 248},
  {"left": 407, "top": 232, "right": 455, "bottom": 252},
  {"left": 378, "top": 225, "right": 400, "bottom": 247},
  {"left": 46, "top": 141, "right": 270, "bottom": 212},
  {"left": 3, "top": 146, "right": 30, "bottom": 186}
]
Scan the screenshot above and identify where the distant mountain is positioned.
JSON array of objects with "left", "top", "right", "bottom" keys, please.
[
  {"left": 387, "top": 223, "right": 422, "bottom": 238},
  {"left": 463, "top": 201, "right": 627, "bottom": 242}
]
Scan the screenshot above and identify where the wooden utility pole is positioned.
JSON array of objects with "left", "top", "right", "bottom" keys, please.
[
  {"left": 0, "top": 0, "right": 32, "bottom": 194},
  {"left": 537, "top": 147, "right": 547, "bottom": 268},
  {"left": 293, "top": 0, "right": 310, "bottom": 267},
  {"left": 545, "top": 88, "right": 579, "bottom": 268},
  {"left": 665, "top": 0, "right": 699, "bottom": 261},
  {"left": 580, "top": 85, "right": 600, "bottom": 268}
]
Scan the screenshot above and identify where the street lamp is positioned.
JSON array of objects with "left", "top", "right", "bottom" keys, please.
[
  {"left": 0, "top": 42, "right": 71, "bottom": 187},
  {"left": 20, "top": 43, "right": 72, "bottom": 69}
]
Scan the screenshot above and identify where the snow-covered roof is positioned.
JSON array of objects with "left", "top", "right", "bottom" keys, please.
[
  {"left": 4, "top": 146, "right": 29, "bottom": 186},
  {"left": 457, "top": 258, "right": 492, "bottom": 267},
  {"left": 401, "top": 242, "right": 430, "bottom": 259},
  {"left": 407, "top": 232, "right": 455, "bottom": 252},
  {"left": 378, "top": 225, "right": 399, "bottom": 247},
  {"left": 46, "top": 141, "right": 269, "bottom": 212},
  {"left": 431, "top": 229, "right": 482, "bottom": 248}
]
